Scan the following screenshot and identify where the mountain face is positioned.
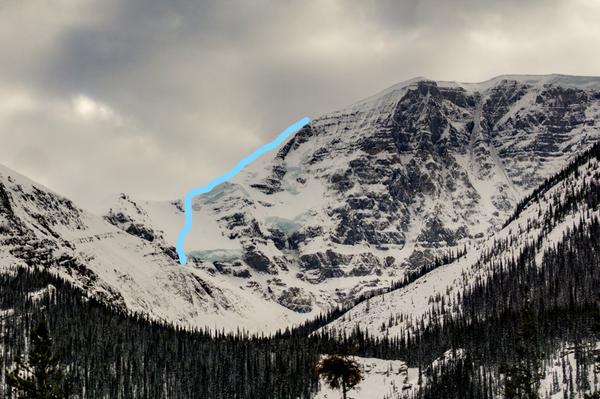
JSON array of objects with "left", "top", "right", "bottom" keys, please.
[
  {"left": 3, "top": 74, "right": 600, "bottom": 333},
  {"left": 97, "top": 74, "right": 600, "bottom": 319},
  {"left": 0, "top": 166, "right": 313, "bottom": 333},
  {"left": 320, "top": 141, "right": 600, "bottom": 342}
]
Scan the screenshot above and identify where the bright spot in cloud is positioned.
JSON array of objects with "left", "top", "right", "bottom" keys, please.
[{"left": 72, "top": 95, "right": 124, "bottom": 125}]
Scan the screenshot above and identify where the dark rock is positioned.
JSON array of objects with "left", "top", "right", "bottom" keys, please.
[
  {"left": 277, "top": 286, "right": 312, "bottom": 313},
  {"left": 160, "top": 246, "right": 179, "bottom": 261},
  {"left": 125, "top": 223, "right": 155, "bottom": 242},
  {"left": 268, "top": 228, "right": 287, "bottom": 250},
  {"left": 233, "top": 269, "right": 251, "bottom": 278},
  {"left": 243, "top": 247, "right": 276, "bottom": 274}
]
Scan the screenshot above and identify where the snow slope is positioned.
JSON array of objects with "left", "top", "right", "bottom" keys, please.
[{"left": 0, "top": 164, "right": 319, "bottom": 333}]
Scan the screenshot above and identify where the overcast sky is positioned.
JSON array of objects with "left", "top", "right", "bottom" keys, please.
[{"left": 1, "top": 0, "right": 599, "bottom": 209}]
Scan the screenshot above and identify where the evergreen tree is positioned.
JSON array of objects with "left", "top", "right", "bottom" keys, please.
[
  {"left": 499, "top": 292, "right": 545, "bottom": 399},
  {"left": 5, "top": 319, "right": 64, "bottom": 399},
  {"left": 584, "top": 296, "right": 600, "bottom": 399},
  {"left": 314, "top": 349, "right": 363, "bottom": 399}
]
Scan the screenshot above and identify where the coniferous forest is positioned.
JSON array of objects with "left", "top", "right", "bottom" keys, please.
[
  {"left": 0, "top": 266, "right": 404, "bottom": 398},
  {"left": 398, "top": 143, "right": 600, "bottom": 398}
]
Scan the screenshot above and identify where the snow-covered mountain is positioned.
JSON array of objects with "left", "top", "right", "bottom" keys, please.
[
  {"left": 0, "top": 165, "right": 315, "bottom": 333},
  {"left": 3, "top": 74, "right": 600, "bottom": 335},
  {"left": 318, "top": 149, "right": 600, "bottom": 341},
  {"left": 96, "top": 74, "right": 600, "bottom": 324}
]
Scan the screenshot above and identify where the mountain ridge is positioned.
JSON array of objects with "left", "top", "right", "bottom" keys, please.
[
  {"left": 3, "top": 74, "right": 600, "bottom": 334},
  {"left": 0, "top": 163, "right": 314, "bottom": 333},
  {"left": 108, "top": 74, "right": 600, "bottom": 303}
]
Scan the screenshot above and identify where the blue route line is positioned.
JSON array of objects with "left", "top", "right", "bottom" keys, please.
[{"left": 176, "top": 117, "right": 310, "bottom": 265}]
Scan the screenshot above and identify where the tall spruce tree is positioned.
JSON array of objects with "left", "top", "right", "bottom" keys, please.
[
  {"left": 584, "top": 295, "right": 600, "bottom": 399},
  {"left": 4, "top": 319, "right": 64, "bottom": 399},
  {"left": 315, "top": 349, "right": 363, "bottom": 399},
  {"left": 499, "top": 292, "right": 545, "bottom": 399}
]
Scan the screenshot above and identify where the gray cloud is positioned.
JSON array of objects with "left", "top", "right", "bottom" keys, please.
[{"left": 0, "top": 0, "right": 599, "bottom": 208}]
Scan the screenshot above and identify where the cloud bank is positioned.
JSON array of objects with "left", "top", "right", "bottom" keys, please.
[{"left": 0, "top": 0, "right": 599, "bottom": 208}]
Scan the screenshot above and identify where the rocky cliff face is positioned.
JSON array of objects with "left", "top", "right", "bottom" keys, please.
[{"left": 98, "top": 75, "right": 600, "bottom": 315}]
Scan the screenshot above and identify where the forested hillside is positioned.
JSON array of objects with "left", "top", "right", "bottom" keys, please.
[
  {"left": 0, "top": 266, "right": 405, "bottom": 398},
  {"left": 320, "top": 142, "right": 600, "bottom": 398}
]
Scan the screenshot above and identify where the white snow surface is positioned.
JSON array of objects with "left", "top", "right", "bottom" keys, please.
[{"left": 438, "top": 74, "right": 600, "bottom": 91}]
